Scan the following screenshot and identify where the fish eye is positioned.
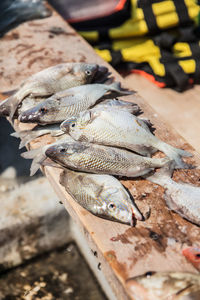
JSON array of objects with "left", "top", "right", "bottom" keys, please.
[
  {"left": 108, "top": 203, "right": 116, "bottom": 210},
  {"left": 71, "top": 123, "right": 76, "bottom": 128},
  {"left": 85, "top": 69, "right": 92, "bottom": 76},
  {"left": 60, "top": 148, "right": 66, "bottom": 153},
  {"left": 195, "top": 254, "right": 200, "bottom": 259},
  {"left": 145, "top": 271, "right": 155, "bottom": 278},
  {"left": 40, "top": 107, "right": 47, "bottom": 114}
]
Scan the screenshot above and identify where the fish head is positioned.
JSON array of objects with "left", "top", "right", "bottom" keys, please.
[
  {"left": 92, "top": 186, "right": 143, "bottom": 226},
  {"left": 72, "top": 63, "right": 99, "bottom": 84},
  {"left": 19, "top": 99, "right": 59, "bottom": 124},
  {"left": 45, "top": 141, "right": 87, "bottom": 167},
  {"left": 126, "top": 272, "right": 200, "bottom": 300},
  {"left": 126, "top": 272, "right": 161, "bottom": 300},
  {"left": 62, "top": 111, "right": 92, "bottom": 131}
]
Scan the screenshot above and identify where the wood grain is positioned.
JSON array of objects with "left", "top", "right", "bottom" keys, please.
[{"left": 0, "top": 5, "right": 200, "bottom": 300}]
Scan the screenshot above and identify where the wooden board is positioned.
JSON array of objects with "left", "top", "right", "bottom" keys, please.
[
  {"left": 0, "top": 5, "right": 200, "bottom": 300},
  {"left": 125, "top": 74, "right": 200, "bottom": 154}
]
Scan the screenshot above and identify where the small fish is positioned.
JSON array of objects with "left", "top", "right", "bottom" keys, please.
[
  {"left": 60, "top": 169, "right": 143, "bottom": 225},
  {"left": 0, "top": 63, "right": 110, "bottom": 119},
  {"left": 19, "top": 82, "right": 132, "bottom": 124},
  {"left": 182, "top": 247, "right": 200, "bottom": 271},
  {"left": 61, "top": 109, "right": 191, "bottom": 168},
  {"left": 11, "top": 124, "right": 63, "bottom": 149},
  {"left": 126, "top": 271, "right": 200, "bottom": 300},
  {"left": 21, "top": 135, "right": 75, "bottom": 176},
  {"left": 147, "top": 161, "right": 200, "bottom": 225},
  {"left": 0, "top": 0, "right": 51, "bottom": 37},
  {"left": 45, "top": 141, "right": 170, "bottom": 177},
  {"left": 94, "top": 98, "right": 141, "bottom": 115}
]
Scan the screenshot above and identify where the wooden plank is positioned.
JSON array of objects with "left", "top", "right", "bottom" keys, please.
[
  {"left": 125, "top": 74, "right": 200, "bottom": 154},
  {"left": 0, "top": 5, "right": 200, "bottom": 300}
]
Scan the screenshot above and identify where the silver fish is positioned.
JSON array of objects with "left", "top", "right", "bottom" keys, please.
[
  {"left": 21, "top": 134, "right": 75, "bottom": 176},
  {"left": 126, "top": 271, "right": 200, "bottom": 300},
  {"left": 19, "top": 82, "right": 132, "bottom": 124},
  {"left": 60, "top": 169, "right": 143, "bottom": 224},
  {"left": 11, "top": 124, "right": 63, "bottom": 149},
  {"left": 0, "top": 63, "right": 110, "bottom": 119},
  {"left": 94, "top": 98, "right": 141, "bottom": 115},
  {"left": 61, "top": 109, "right": 192, "bottom": 168},
  {"left": 147, "top": 161, "right": 200, "bottom": 226},
  {"left": 45, "top": 141, "right": 170, "bottom": 177}
]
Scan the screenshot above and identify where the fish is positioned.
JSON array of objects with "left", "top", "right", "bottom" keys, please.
[
  {"left": 19, "top": 82, "right": 132, "bottom": 124},
  {"left": 45, "top": 141, "right": 170, "bottom": 177},
  {"left": 182, "top": 247, "right": 200, "bottom": 271},
  {"left": 59, "top": 169, "right": 143, "bottom": 225},
  {"left": 11, "top": 124, "right": 63, "bottom": 149},
  {"left": 60, "top": 109, "right": 192, "bottom": 168},
  {"left": 126, "top": 271, "right": 200, "bottom": 300},
  {"left": 0, "top": 0, "right": 51, "bottom": 37},
  {"left": 147, "top": 161, "right": 200, "bottom": 226},
  {"left": 0, "top": 63, "right": 110, "bottom": 119},
  {"left": 94, "top": 98, "right": 141, "bottom": 115},
  {"left": 21, "top": 134, "right": 75, "bottom": 176}
]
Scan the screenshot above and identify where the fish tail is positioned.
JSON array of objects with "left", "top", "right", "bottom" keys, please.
[
  {"left": 157, "top": 141, "right": 192, "bottom": 169},
  {"left": 152, "top": 156, "right": 171, "bottom": 168},
  {"left": 0, "top": 97, "right": 11, "bottom": 116},
  {"left": 146, "top": 161, "right": 175, "bottom": 185},
  {"left": 13, "top": 130, "right": 48, "bottom": 149},
  {"left": 21, "top": 147, "right": 46, "bottom": 176},
  {"left": 21, "top": 147, "right": 43, "bottom": 160},
  {"left": 109, "top": 82, "right": 134, "bottom": 96}
]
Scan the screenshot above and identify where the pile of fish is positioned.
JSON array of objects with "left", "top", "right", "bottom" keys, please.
[
  {"left": 1, "top": 62, "right": 200, "bottom": 298},
  {"left": 1, "top": 62, "right": 199, "bottom": 227}
]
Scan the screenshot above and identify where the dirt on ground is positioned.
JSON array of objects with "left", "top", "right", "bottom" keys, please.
[{"left": 0, "top": 243, "right": 107, "bottom": 300}]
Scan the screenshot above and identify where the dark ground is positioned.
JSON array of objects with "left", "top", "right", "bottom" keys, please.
[{"left": 0, "top": 243, "right": 106, "bottom": 300}]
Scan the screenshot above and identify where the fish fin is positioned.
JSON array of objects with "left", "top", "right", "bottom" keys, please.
[
  {"left": 9, "top": 96, "right": 21, "bottom": 122},
  {"left": 146, "top": 161, "right": 175, "bottom": 185},
  {"left": 42, "top": 159, "right": 62, "bottom": 169},
  {"left": 51, "top": 130, "right": 64, "bottom": 137},
  {"left": 10, "top": 132, "right": 20, "bottom": 138},
  {"left": 157, "top": 142, "right": 193, "bottom": 169},
  {"left": 2, "top": 89, "right": 18, "bottom": 97},
  {"left": 108, "top": 82, "right": 134, "bottom": 96},
  {"left": 21, "top": 147, "right": 42, "bottom": 159},
  {"left": 138, "top": 117, "right": 156, "bottom": 134}
]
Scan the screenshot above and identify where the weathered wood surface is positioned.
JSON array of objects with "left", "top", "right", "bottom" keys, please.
[
  {"left": 125, "top": 74, "right": 200, "bottom": 154},
  {"left": 0, "top": 5, "right": 200, "bottom": 300}
]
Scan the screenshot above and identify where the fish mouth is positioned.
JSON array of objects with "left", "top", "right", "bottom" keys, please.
[
  {"left": 131, "top": 206, "right": 143, "bottom": 224},
  {"left": 92, "top": 66, "right": 112, "bottom": 84},
  {"left": 19, "top": 111, "right": 39, "bottom": 123},
  {"left": 130, "top": 212, "right": 136, "bottom": 227}
]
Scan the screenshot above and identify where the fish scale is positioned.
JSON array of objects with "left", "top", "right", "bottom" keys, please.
[
  {"left": 45, "top": 141, "right": 170, "bottom": 177},
  {"left": 64, "top": 109, "right": 192, "bottom": 168},
  {"left": 59, "top": 169, "right": 143, "bottom": 225},
  {"left": 19, "top": 82, "right": 131, "bottom": 124}
]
